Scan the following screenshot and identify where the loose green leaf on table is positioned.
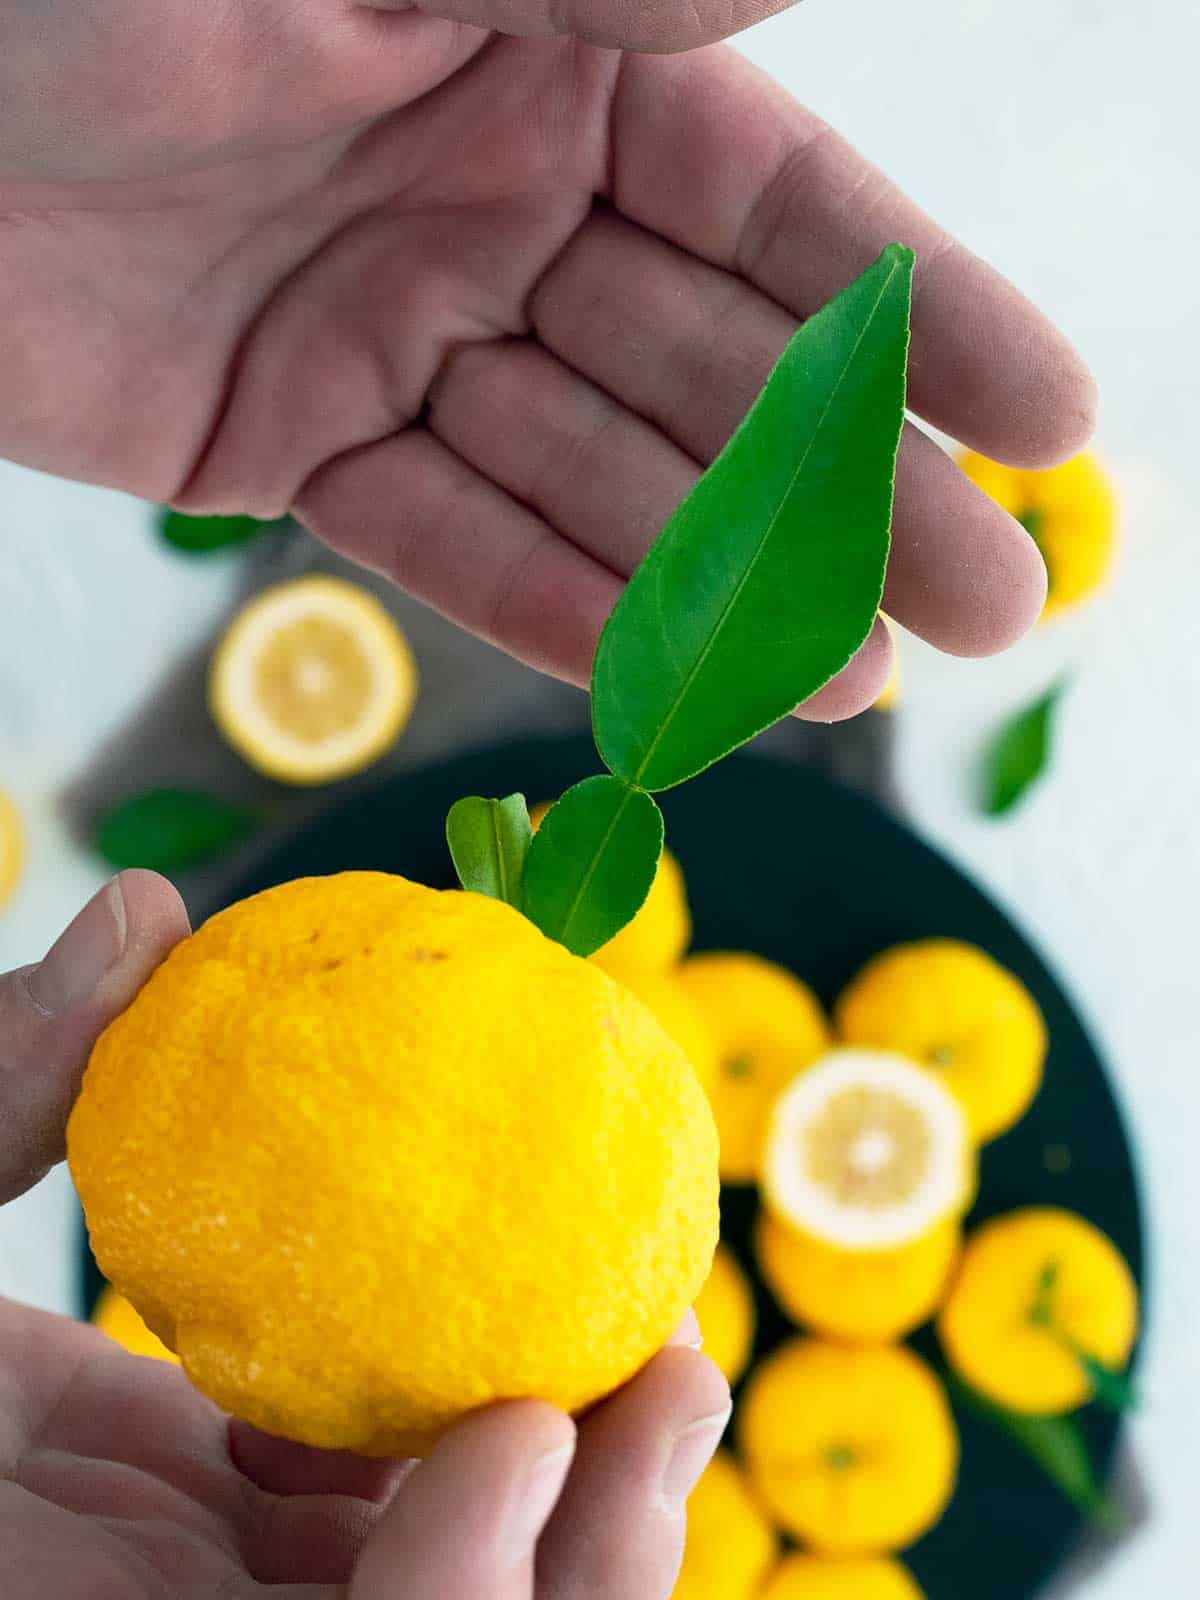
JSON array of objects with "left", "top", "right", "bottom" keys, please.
[
  {"left": 446, "top": 794, "right": 531, "bottom": 908},
  {"left": 981, "top": 682, "right": 1065, "bottom": 817},
  {"left": 158, "top": 509, "right": 280, "bottom": 555},
  {"left": 94, "top": 788, "right": 258, "bottom": 872},
  {"left": 949, "top": 1375, "right": 1120, "bottom": 1528},
  {"left": 521, "top": 776, "right": 663, "bottom": 957},
  {"left": 592, "top": 244, "right": 914, "bottom": 793}
]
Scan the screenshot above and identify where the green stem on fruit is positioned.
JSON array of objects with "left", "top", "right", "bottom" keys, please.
[{"left": 1028, "top": 1258, "right": 1137, "bottom": 1413}]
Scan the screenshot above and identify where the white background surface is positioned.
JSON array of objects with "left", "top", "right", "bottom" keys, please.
[{"left": 1, "top": 0, "right": 1197, "bottom": 1585}]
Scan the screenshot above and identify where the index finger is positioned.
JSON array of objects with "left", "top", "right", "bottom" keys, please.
[{"left": 609, "top": 46, "right": 1097, "bottom": 468}]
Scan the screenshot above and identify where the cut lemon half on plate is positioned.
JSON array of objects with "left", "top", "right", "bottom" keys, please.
[
  {"left": 0, "top": 789, "right": 24, "bottom": 910},
  {"left": 210, "top": 577, "right": 417, "bottom": 784},
  {"left": 762, "top": 1050, "right": 973, "bottom": 1251}
]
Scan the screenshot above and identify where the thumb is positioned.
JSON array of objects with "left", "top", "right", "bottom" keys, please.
[{"left": 0, "top": 870, "right": 189, "bottom": 1204}]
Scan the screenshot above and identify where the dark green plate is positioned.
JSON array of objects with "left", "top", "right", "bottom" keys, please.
[{"left": 82, "top": 734, "right": 1146, "bottom": 1598}]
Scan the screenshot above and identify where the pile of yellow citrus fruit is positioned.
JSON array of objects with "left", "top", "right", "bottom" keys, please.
[
  {"left": 80, "top": 807, "right": 1139, "bottom": 1595},
  {"left": 493, "top": 841, "right": 1133, "bottom": 1598}
]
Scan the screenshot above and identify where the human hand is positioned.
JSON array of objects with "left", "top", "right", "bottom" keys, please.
[
  {"left": 0, "top": 8, "right": 1094, "bottom": 719},
  {"left": 0, "top": 873, "right": 730, "bottom": 1597}
]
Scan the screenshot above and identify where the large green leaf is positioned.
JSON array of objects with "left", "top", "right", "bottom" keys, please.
[
  {"left": 94, "top": 788, "right": 257, "bottom": 872},
  {"left": 445, "top": 794, "right": 531, "bottom": 908},
  {"left": 982, "top": 683, "right": 1065, "bottom": 816},
  {"left": 521, "top": 776, "right": 663, "bottom": 957},
  {"left": 591, "top": 244, "right": 913, "bottom": 792}
]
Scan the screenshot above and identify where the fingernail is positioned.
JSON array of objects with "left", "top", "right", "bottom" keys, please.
[
  {"left": 670, "top": 1309, "right": 704, "bottom": 1350},
  {"left": 26, "top": 877, "right": 127, "bottom": 1016},
  {"left": 502, "top": 1442, "right": 575, "bottom": 1567},
  {"left": 661, "top": 1407, "right": 731, "bottom": 1504}
]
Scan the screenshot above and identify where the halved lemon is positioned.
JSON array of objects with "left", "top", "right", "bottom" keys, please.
[
  {"left": 210, "top": 577, "right": 417, "bottom": 784},
  {"left": 755, "top": 1211, "right": 961, "bottom": 1344},
  {"left": 693, "top": 1244, "right": 756, "bottom": 1386},
  {"left": 0, "top": 789, "right": 23, "bottom": 910},
  {"left": 761, "top": 1555, "right": 926, "bottom": 1600},
  {"left": 92, "top": 1285, "right": 181, "bottom": 1365},
  {"left": 762, "top": 1050, "right": 973, "bottom": 1252}
]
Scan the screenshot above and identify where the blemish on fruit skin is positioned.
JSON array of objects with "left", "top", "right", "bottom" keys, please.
[{"left": 409, "top": 948, "right": 449, "bottom": 962}]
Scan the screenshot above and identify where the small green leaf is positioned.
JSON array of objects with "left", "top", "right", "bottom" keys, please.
[
  {"left": 592, "top": 244, "right": 913, "bottom": 792},
  {"left": 981, "top": 683, "right": 1065, "bottom": 816},
  {"left": 949, "top": 1375, "right": 1120, "bottom": 1528},
  {"left": 445, "top": 794, "right": 531, "bottom": 907},
  {"left": 521, "top": 777, "right": 663, "bottom": 957},
  {"left": 1072, "top": 1349, "right": 1139, "bottom": 1415},
  {"left": 94, "top": 788, "right": 258, "bottom": 872},
  {"left": 158, "top": 509, "right": 278, "bottom": 554}
]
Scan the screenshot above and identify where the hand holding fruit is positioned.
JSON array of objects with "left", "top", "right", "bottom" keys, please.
[{"left": 0, "top": 874, "right": 730, "bottom": 1599}]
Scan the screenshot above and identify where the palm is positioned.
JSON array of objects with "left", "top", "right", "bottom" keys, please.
[{"left": 1, "top": 3, "right": 1095, "bottom": 705}]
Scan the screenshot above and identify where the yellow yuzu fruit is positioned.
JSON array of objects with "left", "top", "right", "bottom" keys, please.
[
  {"left": 756, "top": 1211, "right": 961, "bottom": 1343},
  {"left": 762, "top": 1050, "right": 973, "bottom": 1251},
  {"left": 959, "top": 450, "right": 1117, "bottom": 619},
  {"left": 672, "top": 1451, "right": 777, "bottom": 1600},
  {"left": 68, "top": 873, "right": 718, "bottom": 1456},
  {"left": 693, "top": 1244, "right": 756, "bottom": 1386},
  {"left": 939, "top": 1207, "right": 1138, "bottom": 1414},
  {"left": 874, "top": 617, "right": 901, "bottom": 711},
  {"left": 678, "top": 953, "right": 831, "bottom": 1182},
  {"left": 92, "top": 1285, "right": 181, "bottom": 1365},
  {"left": 740, "top": 1339, "right": 958, "bottom": 1555},
  {"left": 209, "top": 576, "right": 417, "bottom": 784},
  {"left": 835, "top": 940, "right": 1047, "bottom": 1145},
  {"left": 619, "top": 970, "right": 719, "bottom": 1095},
  {"left": 761, "top": 1554, "right": 926, "bottom": 1600},
  {"left": 0, "top": 789, "right": 23, "bottom": 910}
]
